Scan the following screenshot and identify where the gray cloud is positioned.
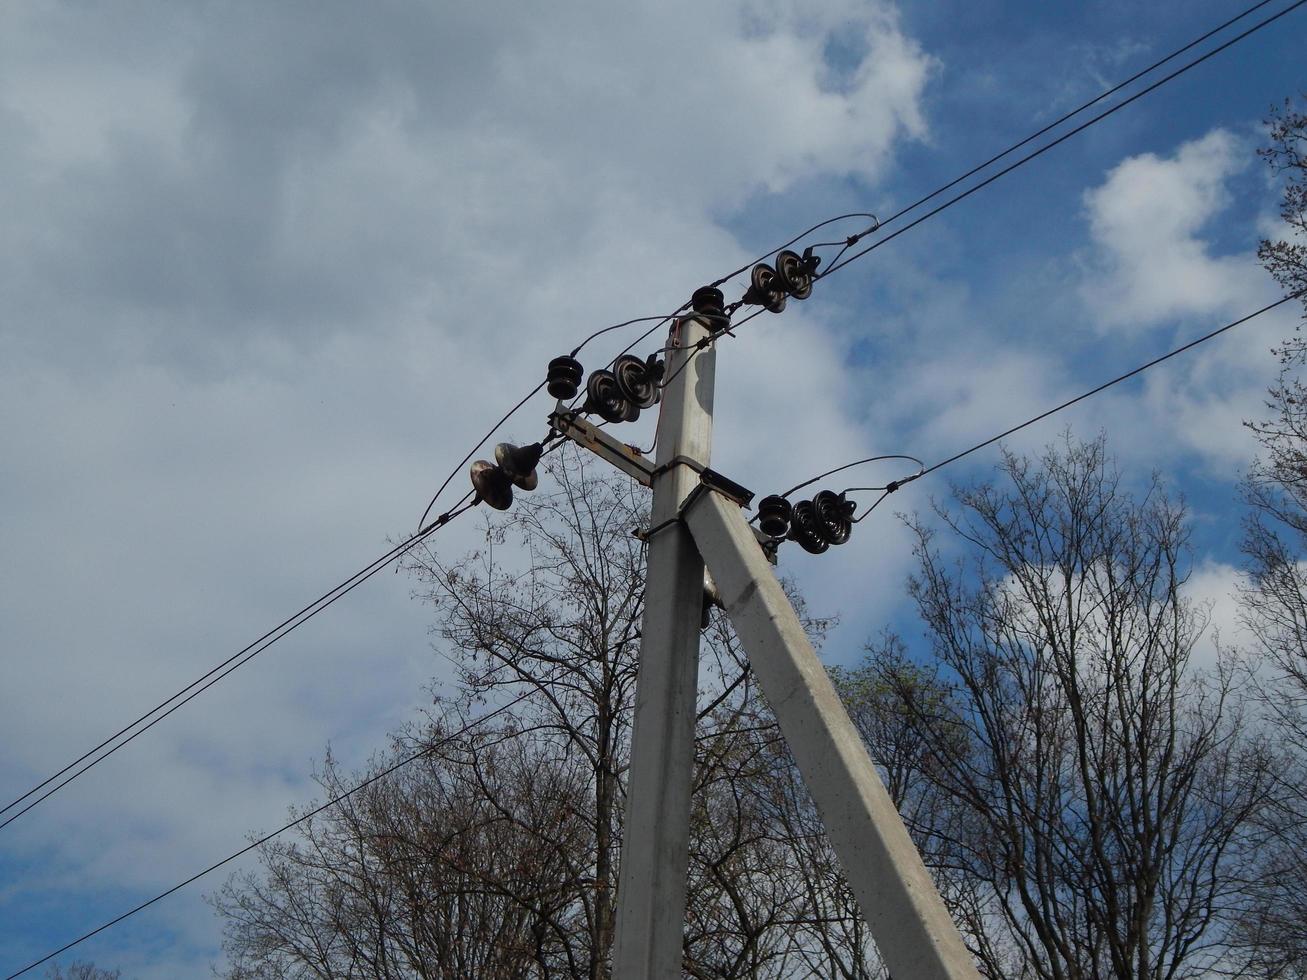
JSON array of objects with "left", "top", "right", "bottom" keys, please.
[{"left": 0, "top": 2, "right": 935, "bottom": 974}]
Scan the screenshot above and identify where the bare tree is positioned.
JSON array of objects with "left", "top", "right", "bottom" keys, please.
[
  {"left": 1244, "top": 95, "right": 1307, "bottom": 742},
  {"left": 212, "top": 728, "right": 592, "bottom": 979},
  {"left": 215, "top": 447, "right": 867, "bottom": 978},
  {"left": 1237, "top": 94, "right": 1307, "bottom": 979},
  {"left": 45, "top": 963, "right": 122, "bottom": 980},
  {"left": 405, "top": 452, "right": 646, "bottom": 979},
  {"left": 868, "top": 437, "right": 1275, "bottom": 980}
]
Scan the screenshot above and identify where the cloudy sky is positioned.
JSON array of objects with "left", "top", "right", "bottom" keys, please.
[{"left": 1, "top": 0, "right": 1303, "bottom": 974}]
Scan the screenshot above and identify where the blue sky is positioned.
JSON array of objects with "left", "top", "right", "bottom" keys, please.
[{"left": 1, "top": 1, "right": 1303, "bottom": 974}]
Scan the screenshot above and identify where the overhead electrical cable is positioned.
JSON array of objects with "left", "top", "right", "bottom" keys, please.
[
  {"left": 6, "top": 435, "right": 577, "bottom": 830},
  {"left": 913, "top": 291, "right": 1306, "bottom": 481},
  {"left": 8, "top": 0, "right": 1298, "bottom": 871},
  {"left": 649, "top": 0, "right": 1305, "bottom": 390},
  {"left": 1, "top": 692, "right": 532, "bottom": 980},
  {"left": 820, "top": 0, "right": 1307, "bottom": 280},
  {"left": 706, "top": 213, "right": 881, "bottom": 291},
  {"left": 779, "top": 455, "right": 925, "bottom": 501},
  {"left": 837, "top": 0, "right": 1278, "bottom": 258},
  {"left": 508, "top": 0, "right": 1286, "bottom": 428},
  {"left": 5, "top": 277, "right": 846, "bottom": 828},
  {"left": 418, "top": 0, "right": 1307, "bottom": 454},
  {"left": 701, "top": 0, "right": 1282, "bottom": 296},
  {"left": 774, "top": 290, "right": 1305, "bottom": 526},
  {"left": 0, "top": 492, "right": 477, "bottom": 832}
]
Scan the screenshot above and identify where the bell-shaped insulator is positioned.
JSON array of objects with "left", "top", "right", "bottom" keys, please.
[
  {"left": 494, "top": 441, "right": 542, "bottom": 491},
  {"left": 788, "top": 499, "right": 829, "bottom": 554},
  {"left": 613, "top": 354, "right": 661, "bottom": 410},
  {"left": 585, "top": 369, "right": 640, "bottom": 424},
  {"left": 743, "top": 263, "right": 787, "bottom": 314},
  {"left": 812, "top": 489, "right": 855, "bottom": 546},
  {"left": 775, "top": 249, "right": 814, "bottom": 300},
  {"left": 692, "top": 286, "right": 726, "bottom": 319},
  {"left": 546, "top": 355, "right": 584, "bottom": 400},
  {"left": 470, "top": 459, "right": 513, "bottom": 511},
  {"left": 757, "top": 494, "right": 793, "bottom": 538}
]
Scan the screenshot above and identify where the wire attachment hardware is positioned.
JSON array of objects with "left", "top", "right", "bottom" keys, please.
[
  {"left": 758, "top": 488, "right": 857, "bottom": 554},
  {"left": 469, "top": 459, "right": 513, "bottom": 510},
  {"left": 691, "top": 285, "right": 726, "bottom": 319},
  {"left": 812, "top": 489, "right": 855, "bottom": 545},
  {"left": 788, "top": 498, "right": 829, "bottom": 554}
]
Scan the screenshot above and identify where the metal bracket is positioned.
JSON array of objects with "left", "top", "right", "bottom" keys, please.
[
  {"left": 549, "top": 405, "right": 655, "bottom": 487},
  {"left": 700, "top": 467, "right": 753, "bottom": 509}
]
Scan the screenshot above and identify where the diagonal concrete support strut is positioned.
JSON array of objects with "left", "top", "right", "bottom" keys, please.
[{"left": 682, "top": 485, "right": 982, "bottom": 980}]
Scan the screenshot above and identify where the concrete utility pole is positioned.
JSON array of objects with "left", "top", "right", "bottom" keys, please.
[
  {"left": 595, "top": 286, "right": 979, "bottom": 980},
  {"left": 611, "top": 289, "right": 718, "bottom": 979}
]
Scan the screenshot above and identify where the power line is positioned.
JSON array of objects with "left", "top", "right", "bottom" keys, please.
[
  {"left": 2, "top": 242, "right": 859, "bottom": 831},
  {"left": 838, "top": 0, "right": 1278, "bottom": 259},
  {"left": 915, "top": 290, "right": 1307, "bottom": 480},
  {"left": 4, "top": 432, "right": 583, "bottom": 829},
  {"left": 7, "top": 0, "right": 1298, "bottom": 924},
  {"left": 820, "top": 0, "right": 1307, "bottom": 280},
  {"left": 706, "top": 213, "right": 881, "bottom": 291},
  {"left": 647, "top": 0, "right": 1306, "bottom": 407},
  {"left": 517, "top": 0, "right": 1285, "bottom": 432},
  {"left": 0, "top": 493, "right": 477, "bottom": 832},
  {"left": 716, "top": 0, "right": 1282, "bottom": 294},
  {"left": 1, "top": 692, "right": 532, "bottom": 980},
  {"left": 782, "top": 290, "right": 1305, "bottom": 519}
]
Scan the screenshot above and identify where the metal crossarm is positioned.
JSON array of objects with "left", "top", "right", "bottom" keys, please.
[{"left": 549, "top": 407, "right": 656, "bottom": 487}]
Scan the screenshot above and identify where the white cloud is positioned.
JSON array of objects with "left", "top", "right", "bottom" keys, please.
[
  {"left": 1080, "top": 129, "right": 1264, "bottom": 328},
  {"left": 1073, "top": 128, "right": 1293, "bottom": 473},
  {"left": 1184, "top": 559, "right": 1251, "bottom": 669}
]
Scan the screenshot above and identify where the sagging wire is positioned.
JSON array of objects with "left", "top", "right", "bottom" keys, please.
[
  {"left": 815, "top": 0, "right": 1307, "bottom": 283},
  {"left": 707, "top": 212, "right": 881, "bottom": 291},
  {"left": 777, "top": 454, "right": 924, "bottom": 500},
  {"left": 750, "top": 455, "right": 922, "bottom": 551},
  {"left": 2, "top": 691, "right": 534, "bottom": 980},
  {"left": 421, "top": 0, "right": 1307, "bottom": 529},
  {"left": 0, "top": 490, "right": 479, "bottom": 833}
]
